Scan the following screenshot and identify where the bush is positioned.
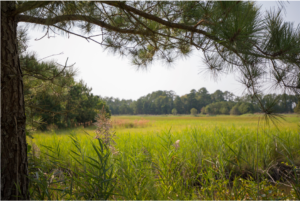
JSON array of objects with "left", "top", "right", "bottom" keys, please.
[
  {"left": 172, "top": 108, "right": 177, "bottom": 115},
  {"left": 238, "top": 103, "right": 253, "bottom": 114},
  {"left": 190, "top": 108, "right": 197, "bottom": 116},
  {"left": 201, "top": 107, "right": 206, "bottom": 114},
  {"left": 230, "top": 106, "right": 240, "bottom": 115},
  {"left": 205, "top": 105, "right": 212, "bottom": 115},
  {"left": 220, "top": 107, "right": 229, "bottom": 115}
]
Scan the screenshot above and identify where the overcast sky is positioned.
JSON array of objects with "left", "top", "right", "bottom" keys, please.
[{"left": 21, "top": 1, "right": 300, "bottom": 100}]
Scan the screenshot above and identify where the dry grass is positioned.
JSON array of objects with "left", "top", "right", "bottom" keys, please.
[
  {"left": 111, "top": 118, "right": 150, "bottom": 129},
  {"left": 95, "top": 106, "right": 115, "bottom": 145}
]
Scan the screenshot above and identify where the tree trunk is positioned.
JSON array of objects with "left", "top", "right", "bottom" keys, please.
[{"left": 1, "top": 1, "right": 29, "bottom": 200}]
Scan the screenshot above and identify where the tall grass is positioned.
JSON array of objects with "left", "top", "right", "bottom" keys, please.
[
  {"left": 28, "top": 132, "right": 115, "bottom": 200},
  {"left": 28, "top": 115, "right": 300, "bottom": 200}
]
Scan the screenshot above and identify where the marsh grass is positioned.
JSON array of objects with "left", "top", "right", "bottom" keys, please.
[
  {"left": 28, "top": 115, "right": 300, "bottom": 200},
  {"left": 111, "top": 118, "right": 151, "bottom": 129},
  {"left": 28, "top": 132, "right": 115, "bottom": 200}
]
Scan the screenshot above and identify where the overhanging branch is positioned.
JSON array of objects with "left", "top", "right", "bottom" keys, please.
[
  {"left": 17, "top": 14, "right": 152, "bottom": 36},
  {"left": 102, "top": 1, "right": 220, "bottom": 41}
]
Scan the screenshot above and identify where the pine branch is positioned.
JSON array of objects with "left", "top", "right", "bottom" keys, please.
[
  {"left": 102, "top": 1, "right": 220, "bottom": 41},
  {"left": 17, "top": 15, "right": 152, "bottom": 36}
]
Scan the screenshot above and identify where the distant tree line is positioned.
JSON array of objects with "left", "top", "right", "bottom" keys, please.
[{"left": 103, "top": 88, "right": 298, "bottom": 115}]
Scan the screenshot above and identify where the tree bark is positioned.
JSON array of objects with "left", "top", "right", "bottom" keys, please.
[{"left": 1, "top": 1, "right": 29, "bottom": 200}]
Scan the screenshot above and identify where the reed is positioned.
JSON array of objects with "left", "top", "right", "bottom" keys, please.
[{"left": 28, "top": 114, "right": 300, "bottom": 200}]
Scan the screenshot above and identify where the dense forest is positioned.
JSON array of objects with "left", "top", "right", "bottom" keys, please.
[{"left": 103, "top": 89, "right": 298, "bottom": 115}]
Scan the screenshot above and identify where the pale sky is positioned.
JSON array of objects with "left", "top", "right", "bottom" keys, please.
[{"left": 21, "top": 1, "right": 300, "bottom": 100}]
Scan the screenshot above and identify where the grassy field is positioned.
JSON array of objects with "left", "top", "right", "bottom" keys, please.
[{"left": 28, "top": 114, "right": 300, "bottom": 200}]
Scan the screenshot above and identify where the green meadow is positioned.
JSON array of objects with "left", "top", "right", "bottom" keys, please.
[{"left": 28, "top": 114, "right": 300, "bottom": 200}]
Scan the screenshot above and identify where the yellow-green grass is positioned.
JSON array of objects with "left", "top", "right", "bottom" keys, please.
[
  {"left": 111, "top": 114, "right": 299, "bottom": 134},
  {"left": 31, "top": 114, "right": 299, "bottom": 137},
  {"left": 28, "top": 114, "right": 300, "bottom": 200}
]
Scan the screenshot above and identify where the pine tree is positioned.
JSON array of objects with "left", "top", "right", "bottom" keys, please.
[{"left": 1, "top": 1, "right": 299, "bottom": 199}]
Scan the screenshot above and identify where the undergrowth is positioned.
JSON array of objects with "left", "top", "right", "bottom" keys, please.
[{"left": 27, "top": 115, "right": 300, "bottom": 200}]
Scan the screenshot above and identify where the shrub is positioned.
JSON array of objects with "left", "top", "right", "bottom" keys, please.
[
  {"left": 205, "top": 105, "right": 212, "bottom": 115},
  {"left": 238, "top": 103, "right": 253, "bottom": 114},
  {"left": 201, "top": 107, "right": 206, "bottom": 114},
  {"left": 220, "top": 107, "right": 229, "bottom": 115},
  {"left": 230, "top": 106, "right": 240, "bottom": 115},
  {"left": 172, "top": 108, "right": 178, "bottom": 115},
  {"left": 190, "top": 108, "right": 197, "bottom": 116}
]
